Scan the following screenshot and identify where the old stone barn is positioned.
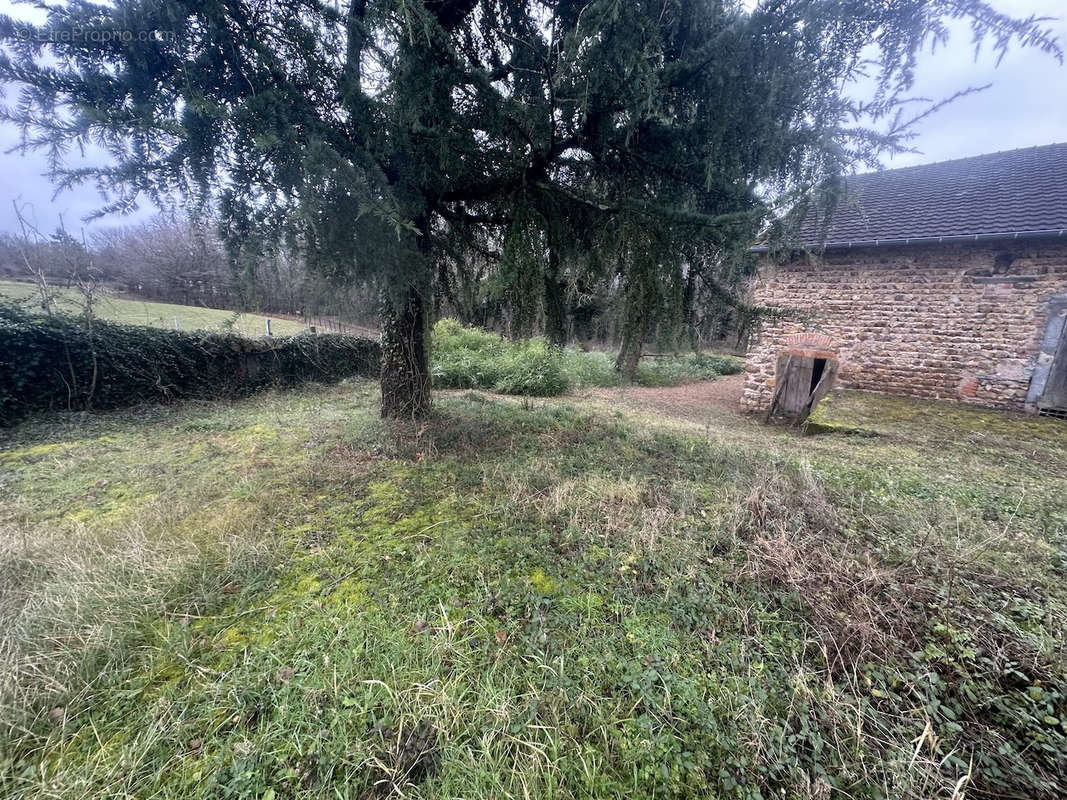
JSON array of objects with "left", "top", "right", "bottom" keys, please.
[{"left": 742, "top": 143, "right": 1067, "bottom": 418}]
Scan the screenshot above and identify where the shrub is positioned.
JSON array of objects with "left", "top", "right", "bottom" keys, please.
[
  {"left": 430, "top": 319, "right": 744, "bottom": 396},
  {"left": 430, "top": 319, "right": 507, "bottom": 390},
  {"left": 635, "top": 352, "right": 744, "bottom": 387},
  {"left": 431, "top": 319, "right": 570, "bottom": 396},
  {"left": 490, "top": 338, "right": 570, "bottom": 396},
  {"left": 564, "top": 349, "right": 744, "bottom": 389},
  {"left": 560, "top": 349, "right": 618, "bottom": 388},
  {"left": 431, "top": 318, "right": 503, "bottom": 353},
  {"left": 0, "top": 302, "right": 379, "bottom": 425}
]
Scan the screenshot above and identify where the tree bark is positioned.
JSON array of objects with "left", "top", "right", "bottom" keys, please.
[
  {"left": 615, "top": 310, "right": 649, "bottom": 382},
  {"left": 380, "top": 284, "right": 431, "bottom": 419},
  {"left": 543, "top": 246, "right": 568, "bottom": 346}
]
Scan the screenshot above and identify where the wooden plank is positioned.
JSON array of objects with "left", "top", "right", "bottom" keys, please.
[
  {"left": 764, "top": 353, "right": 791, "bottom": 422},
  {"left": 780, "top": 356, "right": 815, "bottom": 415}
]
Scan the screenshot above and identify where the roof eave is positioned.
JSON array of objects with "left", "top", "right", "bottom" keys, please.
[{"left": 748, "top": 228, "right": 1067, "bottom": 254}]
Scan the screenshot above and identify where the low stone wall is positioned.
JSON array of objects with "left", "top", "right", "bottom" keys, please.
[{"left": 741, "top": 240, "right": 1067, "bottom": 412}]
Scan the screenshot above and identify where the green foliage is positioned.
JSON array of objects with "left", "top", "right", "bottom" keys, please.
[
  {"left": 0, "top": 303, "right": 378, "bottom": 424},
  {"left": 430, "top": 320, "right": 743, "bottom": 395},
  {"left": 490, "top": 342, "right": 571, "bottom": 397},
  {"left": 430, "top": 319, "right": 568, "bottom": 396},
  {"left": 634, "top": 353, "right": 744, "bottom": 387},
  {"left": 559, "top": 349, "right": 744, "bottom": 389},
  {"left": 857, "top": 622, "right": 1067, "bottom": 798},
  {"left": 557, "top": 349, "right": 618, "bottom": 388}
]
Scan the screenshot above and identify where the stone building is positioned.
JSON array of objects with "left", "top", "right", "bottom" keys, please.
[{"left": 741, "top": 143, "right": 1067, "bottom": 417}]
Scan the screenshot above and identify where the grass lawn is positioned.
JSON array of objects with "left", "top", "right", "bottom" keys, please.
[
  {"left": 1, "top": 382, "right": 1065, "bottom": 798},
  {"left": 0, "top": 280, "right": 308, "bottom": 337}
]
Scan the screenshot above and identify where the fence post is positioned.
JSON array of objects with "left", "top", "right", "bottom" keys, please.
[
  {"left": 265, "top": 318, "right": 272, "bottom": 337},
  {"left": 173, "top": 317, "right": 180, "bottom": 330}
]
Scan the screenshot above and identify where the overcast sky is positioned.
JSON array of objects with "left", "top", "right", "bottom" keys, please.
[{"left": 0, "top": 0, "right": 1064, "bottom": 235}]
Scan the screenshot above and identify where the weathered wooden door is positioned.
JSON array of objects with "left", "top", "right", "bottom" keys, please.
[
  {"left": 779, "top": 356, "right": 815, "bottom": 415},
  {"left": 1040, "top": 326, "right": 1067, "bottom": 411},
  {"left": 769, "top": 353, "right": 838, "bottom": 422}
]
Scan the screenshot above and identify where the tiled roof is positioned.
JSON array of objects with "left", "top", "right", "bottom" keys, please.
[{"left": 792, "top": 143, "right": 1067, "bottom": 249}]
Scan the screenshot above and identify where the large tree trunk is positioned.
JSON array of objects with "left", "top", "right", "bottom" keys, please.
[
  {"left": 543, "top": 246, "right": 568, "bottom": 347},
  {"left": 615, "top": 310, "right": 649, "bottom": 382},
  {"left": 380, "top": 284, "right": 431, "bottom": 419}
]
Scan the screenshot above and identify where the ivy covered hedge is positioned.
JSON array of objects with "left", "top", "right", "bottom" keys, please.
[{"left": 0, "top": 303, "right": 379, "bottom": 425}]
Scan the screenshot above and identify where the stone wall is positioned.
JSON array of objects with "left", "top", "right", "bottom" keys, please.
[{"left": 741, "top": 239, "right": 1067, "bottom": 412}]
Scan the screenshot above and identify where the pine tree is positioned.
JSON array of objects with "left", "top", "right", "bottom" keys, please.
[{"left": 1, "top": 1, "right": 1059, "bottom": 414}]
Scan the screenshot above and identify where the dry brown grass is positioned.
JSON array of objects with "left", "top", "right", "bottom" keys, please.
[
  {"left": 734, "top": 467, "right": 930, "bottom": 669},
  {"left": 735, "top": 464, "right": 1063, "bottom": 683}
]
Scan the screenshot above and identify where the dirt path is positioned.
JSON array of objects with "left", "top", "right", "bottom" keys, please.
[{"left": 580, "top": 374, "right": 748, "bottom": 425}]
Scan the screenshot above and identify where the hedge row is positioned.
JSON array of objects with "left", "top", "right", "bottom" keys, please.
[{"left": 0, "top": 303, "right": 379, "bottom": 425}]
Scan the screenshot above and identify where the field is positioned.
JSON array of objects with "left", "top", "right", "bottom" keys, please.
[
  {"left": 1, "top": 379, "right": 1065, "bottom": 798},
  {"left": 0, "top": 280, "right": 308, "bottom": 337}
]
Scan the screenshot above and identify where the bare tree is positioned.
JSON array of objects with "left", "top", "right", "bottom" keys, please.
[{"left": 11, "top": 202, "right": 57, "bottom": 316}]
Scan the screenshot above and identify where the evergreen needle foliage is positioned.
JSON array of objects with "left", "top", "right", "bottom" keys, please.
[{"left": 0, "top": 1, "right": 1060, "bottom": 415}]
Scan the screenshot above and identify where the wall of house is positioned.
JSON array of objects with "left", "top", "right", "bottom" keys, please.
[{"left": 741, "top": 239, "right": 1067, "bottom": 412}]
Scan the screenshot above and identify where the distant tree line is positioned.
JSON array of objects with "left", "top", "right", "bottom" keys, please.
[
  {"left": 0, "top": 213, "right": 750, "bottom": 350},
  {"left": 0, "top": 215, "right": 380, "bottom": 327}
]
